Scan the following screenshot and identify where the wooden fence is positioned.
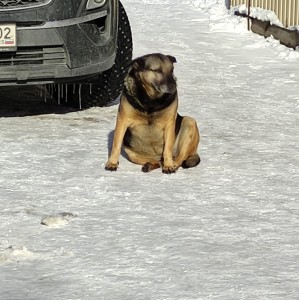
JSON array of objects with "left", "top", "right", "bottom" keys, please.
[{"left": 230, "top": 0, "right": 299, "bottom": 27}]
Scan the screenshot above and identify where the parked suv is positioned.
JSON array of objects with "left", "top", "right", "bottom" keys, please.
[{"left": 0, "top": 0, "right": 133, "bottom": 108}]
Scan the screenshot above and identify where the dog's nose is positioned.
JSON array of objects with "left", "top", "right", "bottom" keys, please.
[{"left": 152, "top": 73, "right": 177, "bottom": 94}]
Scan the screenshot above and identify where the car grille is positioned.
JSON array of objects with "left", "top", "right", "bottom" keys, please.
[
  {"left": 0, "top": 0, "right": 50, "bottom": 8},
  {"left": 0, "top": 47, "right": 66, "bottom": 66}
]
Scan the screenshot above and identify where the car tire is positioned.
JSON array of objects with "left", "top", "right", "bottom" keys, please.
[{"left": 48, "top": 1, "right": 133, "bottom": 108}]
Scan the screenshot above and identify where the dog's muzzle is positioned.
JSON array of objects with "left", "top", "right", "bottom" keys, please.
[{"left": 153, "top": 74, "right": 177, "bottom": 94}]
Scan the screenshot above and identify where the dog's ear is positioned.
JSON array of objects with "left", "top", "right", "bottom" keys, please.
[
  {"left": 167, "top": 55, "right": 177, "bottom": 63},
  {"left": 131, "top": 58, "right": 146, "bottom": 70}
]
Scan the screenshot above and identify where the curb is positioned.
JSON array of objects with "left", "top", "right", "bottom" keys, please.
[
  {"left": 235, "top": 12, "right": 299, "bottom": 50},
  {"left": 251, "top": 18, "right": 299, "bottom": 49}
]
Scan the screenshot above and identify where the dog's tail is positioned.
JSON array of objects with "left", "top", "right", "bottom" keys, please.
[{"left": 182, "top": 154, "right": 201, "bottom": 169}]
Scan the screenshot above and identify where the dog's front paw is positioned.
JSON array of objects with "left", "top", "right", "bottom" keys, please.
[
  {"left": 162, "top": 165, "right": 177, "bottom": 174},
  {"left": 105, "top": 161, "right": 119, "bottom": 171}
]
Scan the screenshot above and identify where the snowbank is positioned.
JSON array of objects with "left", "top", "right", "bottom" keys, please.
[{"left": 184, "top": 0, "right": 299, "bottom": 61}]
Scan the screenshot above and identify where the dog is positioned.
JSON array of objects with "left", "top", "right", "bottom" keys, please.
[{"left": 105, "top": 53, "right": 200, "bottom": 173}]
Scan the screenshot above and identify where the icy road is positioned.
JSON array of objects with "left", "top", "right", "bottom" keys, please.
[{"left": 0, "top": 0, "right": 298, "bottom": 299}]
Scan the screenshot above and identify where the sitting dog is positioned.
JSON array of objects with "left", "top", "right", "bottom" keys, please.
[{"left": 105, "top": 53, "right": 200, "bottom": 173}]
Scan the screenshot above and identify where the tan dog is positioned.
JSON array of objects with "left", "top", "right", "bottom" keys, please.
[{"left": 105, "top": 53, "right": 200, "bottom": 173}]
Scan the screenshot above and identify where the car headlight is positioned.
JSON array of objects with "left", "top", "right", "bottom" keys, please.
[{"left": 86, "top": 0, "right": 106, "bottom": 10}]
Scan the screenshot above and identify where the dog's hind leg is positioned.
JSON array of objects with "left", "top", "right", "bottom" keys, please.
[
  {"left": 173, "top": 116, "right": 200, "bottom": 169},
  {"left": 124, "top": 147, "right": 161, "bottom": 172},
  {"left": 181, "top": 154, "right": 201, "bottom": 168},
  {"left": 141, "top": 162, "right": 161, "bottom": 172}
]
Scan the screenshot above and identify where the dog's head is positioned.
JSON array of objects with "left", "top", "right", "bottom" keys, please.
[{"left": 125, "top": 53, "right": 177, "bottom": 99}]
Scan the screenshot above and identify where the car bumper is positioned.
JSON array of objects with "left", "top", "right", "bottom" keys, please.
[{"left": 0, "top": 0, "right": 118, "bottom": 85}]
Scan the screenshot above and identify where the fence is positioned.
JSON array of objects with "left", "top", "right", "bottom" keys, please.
[{"left": 230, "top": 0, "right": 299, "bottom": 27}]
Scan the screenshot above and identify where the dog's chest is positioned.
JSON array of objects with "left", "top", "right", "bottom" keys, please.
[
  {"left": 124, "top": 113, "right": 165, "bottom": 151},
  {"left": 130, "top": 116, "right": 164, "bottom": 140}
]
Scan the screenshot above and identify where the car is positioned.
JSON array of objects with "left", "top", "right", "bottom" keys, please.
[{"left": 0, "top": 0, "right": 133, "bottom": 108}]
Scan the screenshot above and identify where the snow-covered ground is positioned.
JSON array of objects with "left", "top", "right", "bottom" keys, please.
[{"left": 1, "top": 0, "right": 299, "bottom": 299}]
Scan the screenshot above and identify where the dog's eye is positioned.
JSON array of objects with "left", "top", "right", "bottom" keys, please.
[{"left": 150, "top": 69, "right": 163, "bottom": 74}]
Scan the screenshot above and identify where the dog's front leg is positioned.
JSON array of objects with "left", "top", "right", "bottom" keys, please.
[
  {"left": 162, "top": 120, "right": 176, "bottom": 174},
  {"left": 105, "top": 113, "right": 128, "bottom": 171}
]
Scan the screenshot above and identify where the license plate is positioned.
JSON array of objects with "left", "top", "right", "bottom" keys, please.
[{"left": 0, "top": 24, "right": 17, "bottom": 51}]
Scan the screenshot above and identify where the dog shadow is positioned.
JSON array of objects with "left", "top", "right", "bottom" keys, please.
[{"left": 107, "top": 130, "right": 128, "bottom": 160}]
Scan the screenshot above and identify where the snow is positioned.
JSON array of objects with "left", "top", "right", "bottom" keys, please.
[
  {"left": 0, "top": 0, "right": 299, "bottom": 299},
  {"left": 235, "top": 3, "right": 283, "bottom": 27}
]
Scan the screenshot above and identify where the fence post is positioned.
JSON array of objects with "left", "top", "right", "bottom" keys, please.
[
  {"left": 247, "top": 0, "right": 251, "bottom": 31},
  {"left": 225, "top": 0, "right": 230, "bottom": 10}
]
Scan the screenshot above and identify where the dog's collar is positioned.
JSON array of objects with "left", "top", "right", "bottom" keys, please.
[
  {"left": 124, "top": 90, "right": 146, "bottom": 112},
  {"left": 124, "top": 89, "right": 177, "bottom": 114}
]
